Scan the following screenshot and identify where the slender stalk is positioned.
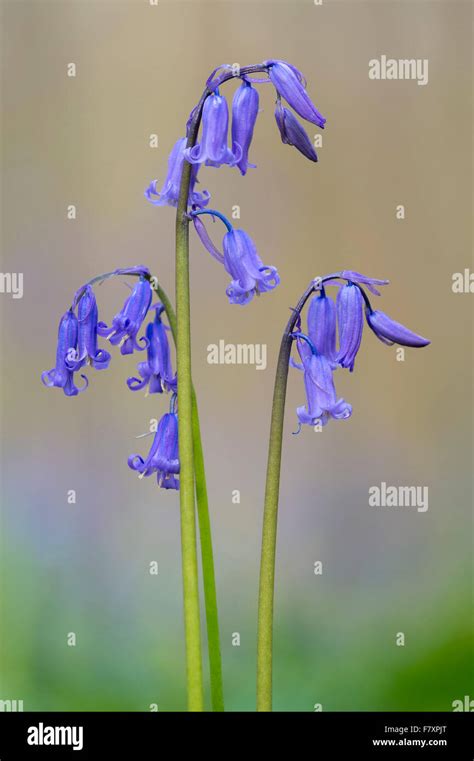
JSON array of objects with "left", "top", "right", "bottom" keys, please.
[
  {"left": 175, "top": 162, "right": 204, "bottom": 711},
  {"left": 257, "top": 280, "right": 329, "bottom": 711},
  {"left": 154, "top": 282, "right": 224, "bottom": 712},
  {"left": 170, "top": 64, "right": 269, "bottom": 710},
  {"left": 191, "top": 390, "right": 224, "bottom": 711},
  {"left": 256, "top": 334, "right": 292, "bottom": 712},
  {"left": 153, "top": 284, "right": 177, "bottom": 339}
]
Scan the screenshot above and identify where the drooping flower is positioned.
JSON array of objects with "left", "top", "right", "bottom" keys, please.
[
  {"left": 223, "top": 229, "right": 280, "bottom": 304},
  {"left": 307, "top": 288, "right": 336, "bottom": 362},
  {"left": 71, "top": 285, "right": 111, "bottom": 370},
  {"left": 41, "top": 309, "right": 88, "bottom": 396},
  {"left": 366, "top": 309, "right": 430, "bottom": 347},
  {"left": 274, "top": 101, "right": 318, "bottom": 162},
  {"left": 128, "top": 411, "right": 180, "bottom": 490},
  {"left": 295, "top": 336, "right": 352, "bottom": 427},
  {"left": 231, "top": 81, "right": 259, "bottom": 175},
  {"left": 224, "top": 229, "right": 280, "bottom": 305},
  {"left": 265, "top": 59, "right": 326, "bottom": 128},
  {"left": 98, "top": 276, "right": 152, "bottom": 355},
  {"left": 336, "top": 282, "right": 364, "bottom": 371},
  {"left": 145, "top": 137, "right": 210, "bottom": 209},
  {"left": 185, "top": 92, "right": 242, "bottom": 168},
  {"left": 127, "top": 304, "right": 177, "bottom": 394},
  {"left": 192, "top": 211, "right": 280, "bottom": 305}
]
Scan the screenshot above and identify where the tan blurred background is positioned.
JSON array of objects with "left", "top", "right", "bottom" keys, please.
[{"left": 1, "top": 0, "right": 472, "bottom": 710}]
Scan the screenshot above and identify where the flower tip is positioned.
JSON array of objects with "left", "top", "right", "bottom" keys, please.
[
  {"left": 367, "top": 310, "right": 431, "bottom": 348},
  {"left": 292, "top": 422, "right": 302, "bottom": 436}
]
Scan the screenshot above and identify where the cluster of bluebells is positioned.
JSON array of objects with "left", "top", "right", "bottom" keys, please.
[
  {"left": 41, "top": 267, "right": 180, "bottom": 490},
  {"left": 43, "top": 61, "right": 430, "bottom": 497},
  {"left": 145, "top": 59, "right": 326, "bottom": 305},
  {"left": 42, "top": 59, "right": 329, "bottom": 493},
  {"left": 291, "top": 271, "right": 430, "bottom": 429}
]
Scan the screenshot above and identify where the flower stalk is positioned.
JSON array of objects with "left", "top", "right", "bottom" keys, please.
[
  {"left": 172, "top": 63, "right": 272, "bottom": 711},
  {"left": 257, "top": 272, "right": 429, "bottom": 710},
  {"left": 153, "top": 281, "right": 224, "bottom": 712},
  {"left": 175, "top": 158, "right": 204, "bottom": 711},
  {"left": 257, "top": 280, "right": 318, "bottom": 711}
]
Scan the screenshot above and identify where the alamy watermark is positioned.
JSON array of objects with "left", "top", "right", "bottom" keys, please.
[
  {"left": 452, "top": 695, "right": 474, "bottom": 711},
  {"left": 27, "top": 723, "right": 83, "bottom": 751},
  {"left": 369, "top": 56, "right": 429, "bottom": 86},
  {"left": 0, "top": 272, "right": 23, "bottom": 299},
  {"left": 207, "top": 340, "right": 267, "bottom": 370},
  {"left": 0, "top": 699, "right": 24, "bottom": 711},
  {"left": 369, "top": 482, "right": 429, "bottom": 513},
  {"left": 452, "top": 269, "right": 474, "bottom": 293}
]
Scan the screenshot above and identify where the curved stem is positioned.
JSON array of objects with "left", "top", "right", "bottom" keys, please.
[
  {"left": 256, "top": 335, "right": 292, "bottom": 712},
  {"left": 256, "top": 280, "right": 324, "bottom": 711},
  {"left": 154, "top": 282, "right": 224, "bottom": 712},
  {"left": 191, "top": 209, "right": 233, "bottom": 233}
]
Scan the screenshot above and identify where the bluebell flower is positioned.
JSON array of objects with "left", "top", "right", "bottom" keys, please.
[
  {"left": 145, "top": 137, "right": 210, "bottom": 208},
  {"left": 224, "top": 229, "right": 280, "bottom": 305},
  {"left": 366, "top": 309, "right": 430, "bottom": 347},
  {"left": 41, "top": 309, "right": 88, "bottom": 396},
  {"left": 70, "top": 285, "right": 111, "bottom": 370},
  {"left": 127, "top": 304, "right": 177, "bottom": 394},
  {"left": 98, "top": 276, "right": 152, "bottom": 355},
  {"left": 128, "top": 411, "right": 180, "bottom": 490},
  {"left": 185, "top": 92, "right": 241, "bottom": 168},
  {"left": 265, "top": 59, "right": 326, "bottom": 128},
  {"left": 307, "top": 287, "right": 337, "bottom": 362},
  {"left": 192, "top": 211, "right": 280, "bottom": 305},
  {"left": 295, "top": 336, "right": 352, "bottom": 427},
  {"left": 336, "top": 282, "right": 364, "bottom": 371},
  {"left": 274, "top": 101, "right": 318, "bottom": 162},
  {"left": 231, "top": 81, "right": 259, "bottom": 175}
]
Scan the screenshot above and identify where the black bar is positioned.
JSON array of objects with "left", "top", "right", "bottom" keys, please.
[{"left": 0, "top": 711, "right": 472, "bottom": 759}]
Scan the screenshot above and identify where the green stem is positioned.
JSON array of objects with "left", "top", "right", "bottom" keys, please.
[
  {"left": 257, "top": 282, "right": 319, "bottom": 711},
  {"left": 191, "top": 390, "right": 225, "bottom": 712},
  {"left": 154, "top": 283, "right": 224, "bottom": 712},
  {"left": 175, "top": 163, "right": 204, "bottom": 712},
  {"left": 153, "top": 284, "right": 177, "bottom": 339},
  {"left": 169, "top": 62, "right": 270, "bottom": 711},
  {"left": 256, "top": 335, "right": 292, "bottom": 712}
]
